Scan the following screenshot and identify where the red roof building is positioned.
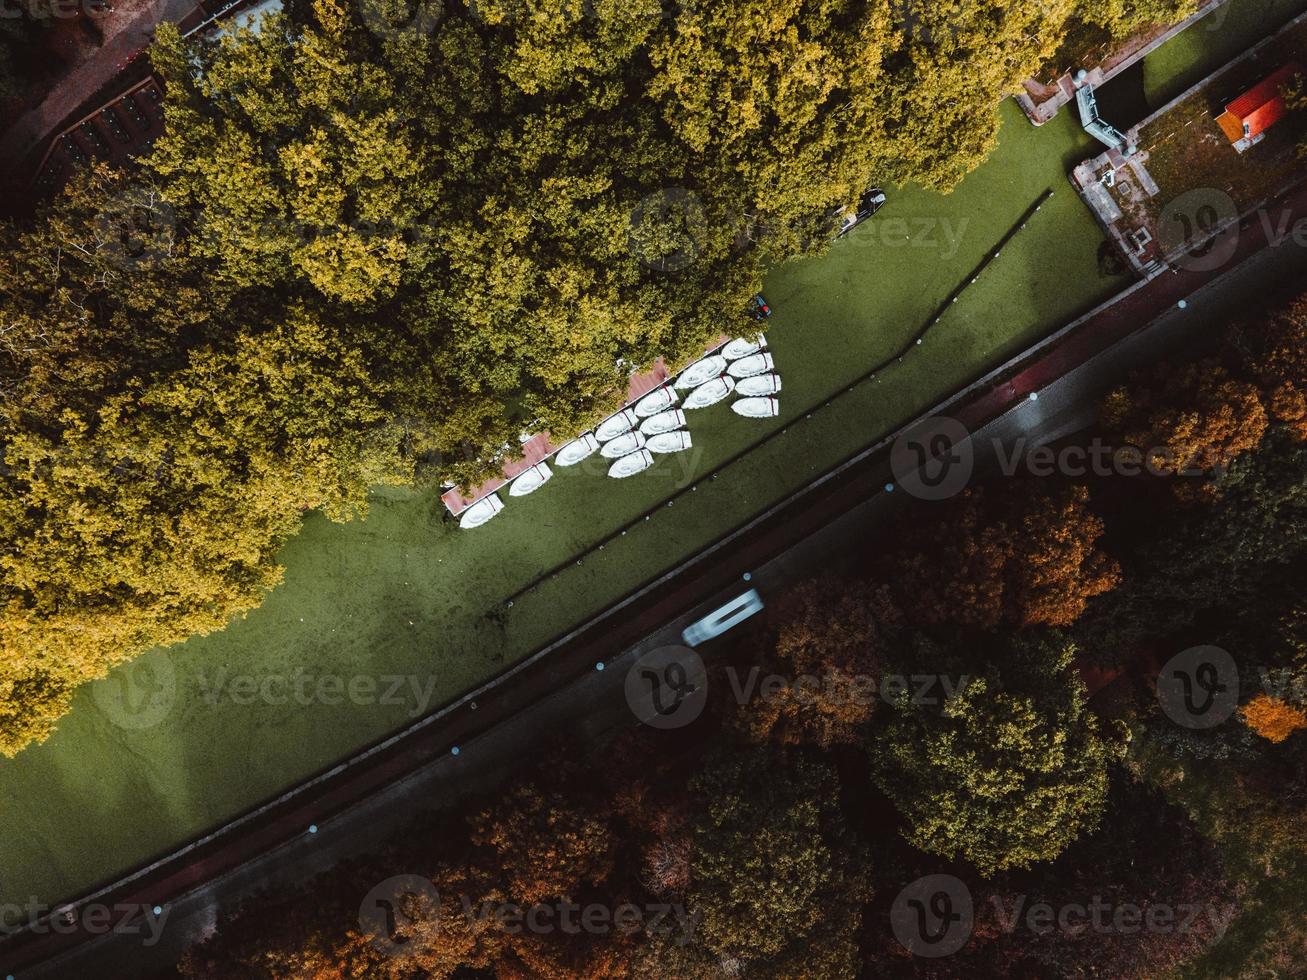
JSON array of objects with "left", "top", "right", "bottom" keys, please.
[{"left": 1216, "top": 63, "right": 1304, "bottom": 150}]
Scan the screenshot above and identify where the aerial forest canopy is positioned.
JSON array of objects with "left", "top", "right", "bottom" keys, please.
[{"left": 0, "top": 0, "right": 1196, "bottom": 755}]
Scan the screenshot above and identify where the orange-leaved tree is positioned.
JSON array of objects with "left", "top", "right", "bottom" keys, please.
[{"left": 887, "top": 484, "right": 1119, "bottom": 630}]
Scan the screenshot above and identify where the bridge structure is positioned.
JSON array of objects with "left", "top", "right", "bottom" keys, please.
[{"left": 1075, "top": 72, "right": 1134, "bottom": 154}]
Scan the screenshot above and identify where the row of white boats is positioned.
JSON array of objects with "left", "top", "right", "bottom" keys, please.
[{"left": 458, "top": 334, "right": 781, "bottom": 528}]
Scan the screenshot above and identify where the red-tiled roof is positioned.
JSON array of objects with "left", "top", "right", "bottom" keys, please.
[
  {"left": 1221, "top": 62, "right": 1304, "bottom": 141},
  {"left": 1242, "top": 98, "right": 1291, "bottom": 140}
]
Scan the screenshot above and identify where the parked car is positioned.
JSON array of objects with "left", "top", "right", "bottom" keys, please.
[{"left": 837, "top": 187, "right": 887, "bottom": 235}]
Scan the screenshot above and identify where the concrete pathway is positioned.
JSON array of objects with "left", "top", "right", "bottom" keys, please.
[{"left": 0, "top": 0, "right": 197, "bottom": 178}]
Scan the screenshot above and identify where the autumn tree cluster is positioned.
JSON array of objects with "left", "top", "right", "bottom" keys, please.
[
  {"left": 170, "top": 274, "right": 1307, "bottom": 977},
  {"left": 0, "top": 0, "right": 1194, "bottom": 755}
]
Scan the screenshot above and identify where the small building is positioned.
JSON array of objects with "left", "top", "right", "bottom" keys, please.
[{"left": 1216, "top": 62, "right": 1305, "bottom": 153}]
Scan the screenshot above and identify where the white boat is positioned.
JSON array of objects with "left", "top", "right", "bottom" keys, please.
[
  {"left": 634, "top": 386, "right": 679, "bottom": 418},
  {"left": 683, "top": 376, "right": 735, "bottom": 409},
  {"left": 639, "top": 409, "right": 686, "bottom": 436},
  {"left": 647, "top": 431, "right": 693, "bottom": 454},
  {"left": 508, "top": 462, "right": 552, "bottom": 496},
  {"left": 722, "top": 334, "right": 766, "bottom": 360},
  {"left": 732, "top": 396, "right": 780, "bottom": 418},
  {"left": 595, "top": 408, "right": 639, "bottom": 442},
  {"left": 600, "top": 431, "right": 647, "bottom": 458},
  {"left": 608, "top": 449, "right": 655, "bottom": 478},
  {"left": 674, "top": 355, "right": 727, "bottom": 389},
  {"left": 554, "top": 433, "right": 600, "bottom": 466},
  {"left": 726, "top": 352, "right": 775, "bottom": 378},
  {"left": 735, "top": 372, "right": 782, "bottom": 396},
  {"left": 458, "top": 494, "right": 504, "bottom": 529}
]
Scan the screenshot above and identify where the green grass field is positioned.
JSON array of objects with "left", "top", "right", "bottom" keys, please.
[
  {"left": 9, "top": 0, "right": 1304, "bottom": 895},
  {"left": 1, "top": 101, "right": 1122, "bottom": 909},
  {"left": 1141, "top": 0, "right": 1307, "bottom": 107}
]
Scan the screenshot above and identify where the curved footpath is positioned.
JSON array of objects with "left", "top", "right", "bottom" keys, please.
[{"left": 6, "top": 194, "right": 1307, "bottom": 978}]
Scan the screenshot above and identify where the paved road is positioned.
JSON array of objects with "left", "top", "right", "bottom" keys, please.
[
  {"left": 0, "top": 0, "right": 199, "bottom": 180},
  {"left": 7, "top": 199, "right": 1305, "bottom": 978}
]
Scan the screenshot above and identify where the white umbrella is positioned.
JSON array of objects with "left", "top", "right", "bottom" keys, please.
[
  {"left": 722, "top": 334, "right": 767, "bottom": 360},
  {"left": 554, "top": 433, "right": 600, "bottom": 466},
  {"left": 731, "top": 396, "right": 780, "bottom": 418},
  {"left": 735, "top": 372, "right": 782, "bottom": 396},
  {"left": 596, "top": 408, "right": 639, "bottom": 442},
  {"left": 508, "top": 462, "right": 552, "bottom": 496},
  {"left": 683, "top": 376, "right": 735, "bottom": 409},
  {"left": 634, "top": 385, "right": 680, "bottom": 417},
  {"left": 647, "top": 431, "right": 693, "bottom": 454},
  {"left": 600, "top": 431, "right": 647, "bottom": 458},
  {"left": 674, "top": 354, "right": 728, "bottom": 389},
  {"left": 639, "top": 409, "right": 686, "bottom": 436},
  {"left": 608, "top": 449, "right": 655, "bottom": 478},
  {"left": 458, "top": 494, "right": 504, "bottom": 529},
  {"left": 726, "top": 352, "right": 774, "bottom": 378}
]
